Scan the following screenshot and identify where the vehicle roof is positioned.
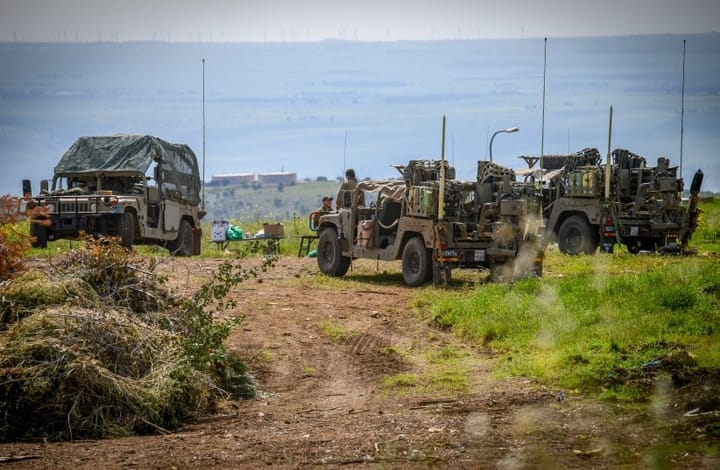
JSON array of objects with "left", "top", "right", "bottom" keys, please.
[{"left": 54, "top": 135, "right": 201, "bottom": 204}]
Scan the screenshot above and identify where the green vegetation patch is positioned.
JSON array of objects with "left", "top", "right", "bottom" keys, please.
[
  {"left": 319, "top": 320, "right": 359, "bottom": 342},
  {"left": 415, "top": 254, "right": 720, "bottom": 402},
  {"left": 382, "top": 343, "right": 471, "bottom": 397}
]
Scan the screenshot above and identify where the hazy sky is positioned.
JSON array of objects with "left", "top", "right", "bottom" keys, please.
[{"left": 2, "top": 0, "right": 719, "bottom": 42}]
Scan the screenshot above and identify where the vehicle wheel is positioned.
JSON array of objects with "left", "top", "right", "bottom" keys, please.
[
  {"left": 625, "top": 240, "right": 641, "bottom": 254},
  {"left": 402, "top": 236, "right": 431, "bottom": 287},
  {"left": 170, "top": 219, "right": 194, "bottom": 257},
  {"left": 557, "top": 215, "right": 598, "bottom": 255},
  {"left": 30, "top": 223, "right": 48, "bottom": 248},
  {"left": 641, "top": 238, "right": 657, "bottom": 252},
  {"left": 317, "top": 227, "right": 350, "bottom": 276},
  {"left": 118, "top": 211, "right": 135, "bottom": 248}
]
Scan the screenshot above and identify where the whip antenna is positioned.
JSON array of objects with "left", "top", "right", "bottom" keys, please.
[
  {"left": 680, "top": 39, "right": 686, "bottom": 179},
  {"left": 540, "top": 37, "right": 547, "bottom": 188},
  {"left": 202, "top": 58, "right": 206, "bottom": 211}
]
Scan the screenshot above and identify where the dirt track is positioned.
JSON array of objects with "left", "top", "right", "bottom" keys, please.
[{"left": 1, "top": 256, "right": 717, "bottom": 469}]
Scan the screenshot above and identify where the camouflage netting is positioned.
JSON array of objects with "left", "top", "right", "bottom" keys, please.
[
  {"left": 54, "top": 135, "right": 201, "bottom": 204},
  {"left": 0, "top": 240, "right": 256, "bottom": 441}
]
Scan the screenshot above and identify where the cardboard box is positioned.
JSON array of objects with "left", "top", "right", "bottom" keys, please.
[{"left": 263, "top": 223, "right": 284, "bottom": 238}]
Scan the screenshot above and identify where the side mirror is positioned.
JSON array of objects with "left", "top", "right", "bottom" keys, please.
[
  {"left": 40, "top": 179, "right": 49, "bottom": 192},
  {"left": 154, "top": 165, "right": 161, "bottom": 182}
]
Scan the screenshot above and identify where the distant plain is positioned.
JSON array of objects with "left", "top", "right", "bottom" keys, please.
[{"left": 1, "top": 34, "right": 718, "bottom": 197}]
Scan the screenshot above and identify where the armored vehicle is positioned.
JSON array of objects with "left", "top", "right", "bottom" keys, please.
[
  {"left": 311, "top": 159, "right": 544, "bottom": 286},
  {"left": 539, "top": 147, "right": 703, "bottom": 254},
  {"left": 25, "top": 135, "right": 204, "bottom": 256}
]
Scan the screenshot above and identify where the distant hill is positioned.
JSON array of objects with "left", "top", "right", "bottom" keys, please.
[
  {"left": 2, "top": 34, "right": 719, "bottom": 197},
  {"left": 204, "top": 180, "right": 340, "bottom": 224}
]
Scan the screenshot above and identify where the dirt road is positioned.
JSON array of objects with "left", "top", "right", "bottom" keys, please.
[{"left": 1, "top": 256, "right": 716, "bottom": 468}]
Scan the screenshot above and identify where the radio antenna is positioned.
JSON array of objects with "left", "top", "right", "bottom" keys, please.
[
  {"left": 202, "top": 58, "right": 206, "bottom": 211},
  {"left": 342, "top": 130, "right": 348, "bottom": 174},
  {"left": 540, "top": 37, "right": 547, "bottom": 187},
  {"left": 680, "top": 39, "right": 686, "bottom": 179}
]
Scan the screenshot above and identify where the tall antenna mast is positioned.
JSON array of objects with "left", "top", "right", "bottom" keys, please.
[
  {"left": 202, "top": 58, "right": 206, "bottom": 211},
  {"left": 540, "top": 37, "right": 547, "bottom": 186},
  {"left": 438, "top": 116, "right": 446, "bottom": 221},
  {"left": 605, "top": 106, "right": 613, "bottom": 200},
  {"left": 342, "top": 130, "right": 348, "bottom": 174},
  {"left": 451, "top": 133, "right": 455, "bottom": 167},
  {"left": 680, "top": 39, "right": 686, "bottom": 179}
]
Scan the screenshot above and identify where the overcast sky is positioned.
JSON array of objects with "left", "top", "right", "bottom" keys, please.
[{"left": 2, "top": 0, "right": 719, "bottom": 42}]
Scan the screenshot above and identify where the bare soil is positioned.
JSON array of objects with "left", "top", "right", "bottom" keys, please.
[{"left": 1, "top": 256, "right": 718, "bottom": 469}]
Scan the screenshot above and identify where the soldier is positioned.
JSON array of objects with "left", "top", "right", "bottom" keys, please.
[
  {"left": 311, "top": 196, "right": 333, "bottom": 228},
  {"left": 336, "top": 168, "right": 364, "bottom": 209}
]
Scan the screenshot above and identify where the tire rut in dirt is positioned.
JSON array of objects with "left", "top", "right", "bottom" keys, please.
[{"left": 346, "top": 330, "right": 410, "bottom": 379}]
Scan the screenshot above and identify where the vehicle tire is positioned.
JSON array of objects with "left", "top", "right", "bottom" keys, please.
[
  {"left": 170, "top": 219, "right": 194, "bottom": 257},
  {"left": 641, "top": 238, "right": 657, "bottom": 252},
  {"left": 625, "top": 239, "right": 641, "bottom": 254},
  {"left": 402, "top": 236, "right": 432, "bottom": 287},
  {"left": 557, "top": 215, "right": 598, "bottom": 255},
  {"left": 30, "top": 223, "right": 48, "bottom": 248},
  {"left": 317, "top": 227, "right": 350, "bottom": 277},
  {"left": 118, "top": 211, "right": 135, "bottom": 248}
]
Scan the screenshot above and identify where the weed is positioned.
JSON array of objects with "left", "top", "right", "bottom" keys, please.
[
  {"left": 318, "top": 320, "right": 357, "bottom": 341},
  {"left": 382, "top": 373, "right": 417, "bottom": 388}
]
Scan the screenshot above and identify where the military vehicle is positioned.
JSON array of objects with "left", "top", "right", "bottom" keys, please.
[
  {"left": 311, "top": 158, "right": 544, "bottom": 286},
  {"left": 24, "top": 135, "right": 204, "bottom": 256},
  {"left": 538, "top": 147, "right": 703, "bottom": 254}
]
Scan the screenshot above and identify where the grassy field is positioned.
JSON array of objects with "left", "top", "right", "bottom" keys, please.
[
  {"left": 19, "top": 200, "right": 720, "bottom": 404},
  {"left": 414, "top": 199, "right": 720, "bottom": 402}
]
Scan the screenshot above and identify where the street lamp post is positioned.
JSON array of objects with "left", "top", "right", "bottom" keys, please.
[{"left": 489, "top": 127, "right": 519, "bottom": 162}]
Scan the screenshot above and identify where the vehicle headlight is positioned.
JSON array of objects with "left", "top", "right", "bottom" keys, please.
[
  {"left": 90, "top": 202, "right": 97, "bottom": 213},
  {"left": 46, "top": 203, "right": 55, "bottom": 213}
]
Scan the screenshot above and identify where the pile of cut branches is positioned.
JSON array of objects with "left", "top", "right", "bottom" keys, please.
[{"left": 0, "top": 237, "right": 275, "bottom": 440}]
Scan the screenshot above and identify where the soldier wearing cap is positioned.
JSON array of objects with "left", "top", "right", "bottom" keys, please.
[{"left": 311, "top": 196, "right": 333, "bottom": 228}]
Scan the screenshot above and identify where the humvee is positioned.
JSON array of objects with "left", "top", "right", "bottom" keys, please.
[{"left": 25, "top": 135, "right": 204, "bottom": 256}]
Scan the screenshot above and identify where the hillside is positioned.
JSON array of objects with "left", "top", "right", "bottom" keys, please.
[{"left": 204, "top": 179, "right": 341, "bottom": 223}]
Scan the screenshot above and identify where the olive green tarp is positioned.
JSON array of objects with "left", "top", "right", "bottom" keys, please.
[{"left": 54, "top": 135, "right": 201, "bottom": 204}]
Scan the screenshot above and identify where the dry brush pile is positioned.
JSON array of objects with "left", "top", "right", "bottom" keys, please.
[{"left": 0, "top": 237, "right": 275, "bottom": 441}]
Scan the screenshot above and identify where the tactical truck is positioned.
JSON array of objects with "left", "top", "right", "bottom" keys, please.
[
  {"left": 538, "top": 147, "right": 703, "bottom": 254},
  {"left": 25, "top": 135, "right": 204, "bottom": 256},
  {"left": 311, "top": 159, "right": 545, "bottom": 286}
]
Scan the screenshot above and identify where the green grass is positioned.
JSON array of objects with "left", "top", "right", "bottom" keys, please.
[
  {"left": 318, "top": 320, "right": 358, "bottom": 342},
  {"left": 381, "top": 342, "right": 472, "bottom": 397},
  {"left": 693, "top": 197, "right": 720, "bottom": 252},
  {"left": 415, "top": 250, "right": 720, "bottom": 401},
  {"left": 412, "top": 199, "right": 720, "bottom": 401}
]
